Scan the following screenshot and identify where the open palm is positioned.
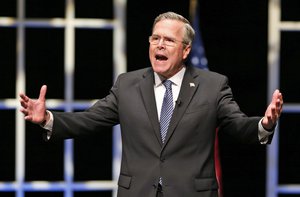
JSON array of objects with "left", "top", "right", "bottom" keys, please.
[{"left": 20, "top": 85, "right": 47, "bottom": 124}]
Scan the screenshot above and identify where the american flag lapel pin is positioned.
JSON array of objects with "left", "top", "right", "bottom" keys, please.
[{"left": 189, "top": 83, "right": 195, "bottom": 87}]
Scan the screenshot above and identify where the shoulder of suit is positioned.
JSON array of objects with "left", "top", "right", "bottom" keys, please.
[
  {"left": 117, "top": 66, "right": 228, "bottom": 82},
  {"left": 116, "top": 67, "right": 153, "bottom": 83}
]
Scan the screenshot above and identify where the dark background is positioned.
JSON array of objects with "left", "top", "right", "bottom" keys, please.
[{"left": 1, "top": 0, "right": 300, "bottom": 196}]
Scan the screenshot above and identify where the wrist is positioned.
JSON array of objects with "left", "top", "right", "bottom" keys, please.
[
  {"left": 41, "top": 110, "right": 49, "bottom": 126},
  {"left": 262, "top": 123, "right": 277, "bottom": 132},
  {"left": 261, "top": 117, "right": 277, "bottom": 132}
]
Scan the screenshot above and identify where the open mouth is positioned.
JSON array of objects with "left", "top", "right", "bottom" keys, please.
[{"left": 155, "top": 54, "right": 168, "bottom": 61}]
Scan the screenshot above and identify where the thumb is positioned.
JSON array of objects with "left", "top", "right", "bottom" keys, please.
[{"left": 39, "top": 85, "right": 47, "bottom": 101}]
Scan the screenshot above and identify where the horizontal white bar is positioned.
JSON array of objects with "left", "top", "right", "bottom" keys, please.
[
  {"left": 283, "top": 103, "right": 300, "bottom": 113},
  {"left": 278, "top": 184, "right": 300, "bottom": 194},
  {"left": 0, "top": 99, "right": 96, "bottom": 110},
  {"left": 280, "top": 21, "right": 300, "bottom": 31},
  {"left": 0, "top": 181, "right": 117, "bottom": 191},
  {"left": 0, "top": 17, "right": 115, "bottom": 29}
]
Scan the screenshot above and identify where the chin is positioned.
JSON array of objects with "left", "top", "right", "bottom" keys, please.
[{"left": 153, "top": 67, "right": 166, "bottom": 74}]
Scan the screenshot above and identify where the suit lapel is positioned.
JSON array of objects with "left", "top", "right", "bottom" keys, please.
[
  {"left": 163, "top": 66, "right": 199, "bottom": 147},
  {"left": 139, "top": 69, "right": 162, "bottom": 146},
  {"left": 138, "top": 67, "right": 200, "bottom": 148}
]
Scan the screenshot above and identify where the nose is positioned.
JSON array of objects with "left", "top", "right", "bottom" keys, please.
[{"left": 157, "top": 38, "right": 166, "bottom": 48}]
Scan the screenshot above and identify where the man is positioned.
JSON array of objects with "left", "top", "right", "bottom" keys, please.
[{"left": 20, "top": 12, "right": 283, "bottom": 197}]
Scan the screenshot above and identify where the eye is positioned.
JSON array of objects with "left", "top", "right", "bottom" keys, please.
[
  {"left": 164, "top": 37, "right": 175, "bottom": 45},
  {"left": 152, "top": 35, "right": 160, "bottom": 41},
  {"left": 165, "top": 38, "right": 175, "bottom": 42}
]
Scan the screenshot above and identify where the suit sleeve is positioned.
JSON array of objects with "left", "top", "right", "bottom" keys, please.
[
  {"left": 216, "top": 76, "right": 262, "bottom": 144},
  {"left": 49, "top": 76, "right": 121, "bottom": 141}
]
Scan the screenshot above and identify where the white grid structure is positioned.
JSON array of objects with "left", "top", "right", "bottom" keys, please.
[
  {"left": 267, "top": 0, "right": 300, "bottom": 196},
  {"left": 0, "top": 0, "right": 126, "bottom": 196}
]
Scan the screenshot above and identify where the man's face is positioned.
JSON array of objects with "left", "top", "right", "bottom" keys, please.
[{"left": 149, "top": 19, "right": 191, "bottom": 79}]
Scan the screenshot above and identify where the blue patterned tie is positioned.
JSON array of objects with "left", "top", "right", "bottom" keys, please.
[
  {"left": 160, "top": 80, "right": 174, "bottom": 144},
  {"left": 159, "top": 80, "right": 173, "bottom": 186}
]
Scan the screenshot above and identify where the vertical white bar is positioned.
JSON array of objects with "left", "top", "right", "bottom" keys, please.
[
  {"left": 113, "top": 0, "right": 127, "bottom": 80},
  {"left": 112, "top": 0, "right": 127, "bottom": 196},
  {"left": 64, "top": 0, "right": 75, "bottom": 196},
  {"left": 267, "top": 0, "right": 281, "bottom": 196},
  {"left": 16, "top": 0, "right": 26, "bottom": 197},
  {"left": 268, "top": 0, "right": 281, "bottom": 95}
]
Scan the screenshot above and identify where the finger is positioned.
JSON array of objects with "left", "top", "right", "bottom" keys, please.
[
  {"left": 20, "top": 108, "right": 29, "bottom": 116},
  {"left": 267, "top": 115, "right": 272, "bottom": 123},
  {"left": 271, "top": 105, "right": 276, "bottom": 117},
  {"left": 267, "top": 113, "right": 277, "bottom": 125},
  {"left": 278, "top": 92, "right": 283, "bottom": 100},
  {"left": 24, "top": 115, "right": 33, "bottom": 121},
  {"left": 20, "top": 100, "right": 28, "bottom": 108},
  {"left": 19, "top": 93, "right": 29, "bottom": 102},
  {"left": 39, "top": 85, "right": 47, "bottom": 101},
  {"left": 271, "top": 89, "right": 280, "bottom": 104},
  {"left": 276, "top": 98, "right": 282, "bottom": 111}
]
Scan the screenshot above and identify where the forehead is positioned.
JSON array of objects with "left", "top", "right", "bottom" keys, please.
[{"left": 152, "top": 19, "right": 185, "bottom": 38}]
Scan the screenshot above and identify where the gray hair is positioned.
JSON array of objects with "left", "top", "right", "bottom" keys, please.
[{"left": 152, "top": 12, "right": 195, "bottom": 46}]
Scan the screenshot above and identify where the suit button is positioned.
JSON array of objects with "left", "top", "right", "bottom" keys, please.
[{"left": 160, "top": 157, "right": 165, "bottom": 162}]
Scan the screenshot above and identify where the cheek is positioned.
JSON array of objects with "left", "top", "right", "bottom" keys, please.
[
  {"left": 149, "top": 46, "right": 155, "bottom": 58},
  {"left": 170, "top": 50, "right": 183, "bottom": 61}
]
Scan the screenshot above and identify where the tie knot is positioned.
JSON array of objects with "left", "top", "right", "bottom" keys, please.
[{"left": 163, "top": 80, "right": 172, "bottom": 90}]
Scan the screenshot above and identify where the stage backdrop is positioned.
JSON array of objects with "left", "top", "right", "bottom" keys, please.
[{"left": 0, "top": 0, "right": 299, "bottom": 197}]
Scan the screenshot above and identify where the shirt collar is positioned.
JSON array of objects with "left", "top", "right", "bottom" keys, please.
[{"left": 154, "top": 66, "right": 186, "bottom": 88}]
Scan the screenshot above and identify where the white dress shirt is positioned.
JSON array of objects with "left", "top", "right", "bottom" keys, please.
[{"left": 154, "top": 66, "right": 185, "bottom": 120}]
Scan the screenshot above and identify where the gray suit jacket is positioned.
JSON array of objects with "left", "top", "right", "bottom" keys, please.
[{"left": 50, "top": 66, "right": 265, "bottom": 197}]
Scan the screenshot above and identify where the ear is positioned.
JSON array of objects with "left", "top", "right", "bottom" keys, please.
[{"left": 182, "top": 45, "right": 192, "bottom": 60}]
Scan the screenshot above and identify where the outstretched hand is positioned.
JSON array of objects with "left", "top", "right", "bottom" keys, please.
[
  {"left": 19, "top": 85, "right": 48, "bottom": 124},
  {"left": 262, "top": 89, "right": 283, "bottom": 130}
]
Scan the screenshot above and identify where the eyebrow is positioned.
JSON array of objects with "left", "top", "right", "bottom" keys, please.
[{"left": 152, "top": 34, "right": 176, "bottom": 40}]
